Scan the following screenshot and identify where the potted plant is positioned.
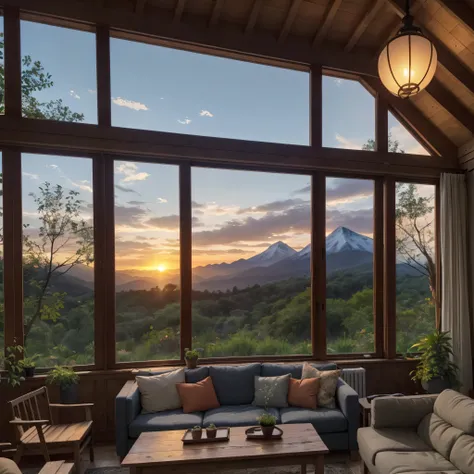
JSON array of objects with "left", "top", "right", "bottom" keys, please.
[
  {"left": 46, "top": 366, "right": 80, "bottom": 403},
  {"left": 256, "top": 413, "right": 277, "bottom": 439},
  {"left": 191, "top": 426, "right": 202, "bottom": 440},
  {"left": 20, "top": 356, "right": 38, "bottom": 378},
  {"left": 410, "top": 330, "right": 460, "bottom": 394},
  {"left": 1, "top": 341, "right": 25, "bottom": 387},
  {"left": 184, "top": 348, "right": 200, "bottom": 369},
  {"left": 206, "top": 423, "right": 217, "bottom": 439}
]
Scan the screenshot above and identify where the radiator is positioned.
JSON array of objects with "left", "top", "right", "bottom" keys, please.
[{"left": 341, "top": 367, "right": 366, "bottom": 398}]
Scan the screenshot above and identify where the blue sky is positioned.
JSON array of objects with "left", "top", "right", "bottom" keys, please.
[{"left": 18, "top": 21, "right": 430, "bottom": 271}]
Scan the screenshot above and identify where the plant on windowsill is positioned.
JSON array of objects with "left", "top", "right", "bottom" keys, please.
[
  {"left": 184, "top": 348, "right": 201, "bottom": 369},
  {"left": 410, "top": 330, "right": 460, "bottom": 394},
  {"left": 19, "top": 355, "right": 39, "bottom": 378},
  {"left": 0, "top": 341, "right": 25, "bottom": 387},
  {"left": 206, "top": 423, "right": 217, "bottom": 439},
  {"left": 46, "top": 366, "right": 80, "bottom": 404},
  {"left": 191, "top": 425, "right": 202, "bottom": 440}
]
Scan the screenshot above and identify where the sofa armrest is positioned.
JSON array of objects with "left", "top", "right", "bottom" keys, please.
[
  {"left": 116, "top": 380, "right": 141, "bottom": 457},
  {"left": 371, "top": 394, "right": 438, "bottom": 430},
  {"left": 336, "top": 379, "right": 359, "bottom": 451}
]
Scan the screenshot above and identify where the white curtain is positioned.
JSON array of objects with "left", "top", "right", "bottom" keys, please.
[{"left": 441, "top": 173, "right": 473, "bottom": 393}]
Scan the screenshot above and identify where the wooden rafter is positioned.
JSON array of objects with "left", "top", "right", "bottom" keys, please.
[
  {"left": 312, "top": 0, "right": 342, "bottom": 47},
  {"left": 245, "top": 0, "right": 263, "bottom": 35},
  {"left": 344, "top": 0, "right": 385, "bottom": 52},
  {"left": 426, "top": 78, "right": 474, "bottom": 135},
  {"left": 432, "top": 0, "right": 474, "bottom": 35},
  {"left": 209, "top": 0, "right": 224, "bottom": 27},
  {"left": 173, "top": 0, "right": 187, "bottom": 24},
  {"left": 134, "top": 0, "right": 146, "bottom": 14},
  {"left": 278, "top": 0, "right": 303, "bottom": 44}
]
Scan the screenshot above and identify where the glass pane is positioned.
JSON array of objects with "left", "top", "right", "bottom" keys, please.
[
  {"left": 21, "top": 21, "right": 97, "bottom": 123},
  {"left": 389, "top": 111, "right": 430, "bottom": 155},
  {"left": 0, "top": 16, "right": 4, "bottom": 115},
  {"left": 192, "top": 167, "right": 311, "bottom": 357},
  {"left": 115, "top": 161, "right": 180, "bottom": 362},
  {"left": 111, "top": 39, "right": 309, "bottom": 145},
  {"left": 323, "top": 76, "right": 375, "bottom": 150},
  {"left": 22, "top": 154, "right": 94, "bottom": 366},
  {"left": 396, "top": 182, "right": 436, "bottom": 353},
  {"left": 326, "top": 177, "right": 375, "bottom": 354}
]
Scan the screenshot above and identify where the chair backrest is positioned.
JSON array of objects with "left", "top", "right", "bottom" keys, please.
[{"left": 9, "top": 387, "right": 52, "bottom": 439}]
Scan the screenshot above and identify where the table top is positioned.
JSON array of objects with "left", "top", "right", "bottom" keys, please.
[{"left": 122, "top": 423, "right": 328, "bottom": 467}]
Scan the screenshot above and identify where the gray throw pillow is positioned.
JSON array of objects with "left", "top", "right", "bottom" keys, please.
[{"left": 253, "top": 374, "right": 290, "bottom": 408}]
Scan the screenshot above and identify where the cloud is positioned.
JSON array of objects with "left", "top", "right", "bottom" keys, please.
[
  {"left": 326, "top": 178, "right": 373, "bottom": 205},
  {"left": 145, "top": 215, "right": 201, "bottom": 230},
  {"left": 115, "top": 184, "right": 140, "bottom": 194},
  {"left": 157, "top": 197, "right": 168, "bottom": 203},
  {"left": 177, "top": 118, "right": 192, "bottom": 125},
  {"left": 116, "top": 162, "right": 150, "bottom": 183},
  {"left": 127, "top": 200, "right": 147, "bottom": 206},
  {"left": 193, "top": 248, "right": 247, "bottom": 256},
  {"left": 191, "top": 201, "right": 240, "bottom": 216},
  {"left": 112, "top": 97, "right": 149, "bottom": 111},
  {"left": 69, "top": 90, "right": 80, "bottom": 100},
  {"left": 390, "top": 124, "right": 429, "bottom": 155},
  {"left": 326, "top": 208, "right": 373, "bottom": 235},
  {"left": 70, "top": 179, "right": 92, "bottom": 193},
  {"left": 192, "top": 201, "right": 205, "bottom": 209},
  {"left": 200, "top": 110, "right": 214, "bottom": 118},
  {"left": 238, "top": 199, "right": 308, "bottom": 214},
  {"left": 334, "top": 78, "right": 343, "bottom": 87},
  {"left": 292, "top": 184, "right": 311, "bottom": 195},
  {"left": 335, "top": 134, "right": 364, "bottom": 150},
  {"left": 22, "top": 172, "right": 39, "bottom": 180},
  {"left": 88, "top": 89, "right": 97, "bottom": 94},
  {"left": 48, "top": 164, "right": 59, "bottom": 170},
  {"left": 114, "top": 205, "right": 148, "bottom": 227},
  {"left": 115, "top": 240, "right": 155, "bottom": 252}
]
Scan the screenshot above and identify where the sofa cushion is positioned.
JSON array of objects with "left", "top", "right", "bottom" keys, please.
[
  {"left": 128, "top": 410, "right": 203, "bottom": 438},
  {"left": 261, "top": 363, "right": 337, "bottom": 378},
  {"left": 358, "top": 427, "right": 432, "bottom": 465},
  {"left": 302, "top": 363, "right": 341, "bottom": 409},
  {"left": 288, "top": 377, "right": 320, "bottom": 410},
  {"left": 0, "top": 458, "right": 22, "bottom": 474},
  {"left": 417, "top": 413, "right": 464, "bottom": 459},
  {"left": 203, "top": 405, "right": 280, "bottom": 427},
  {"left": 176, "top": 376, "right": 220, "bottom": 414},
  {"left": 434, "top": 389, "right": 474, "bottom": 435},
  {"left": 280, "top": 407, "right": 347, "bottom": 434},
  {"left": 375, "top": 451, "right": 458, "bottom": 474},
  {"left": 253, "top": 374, "right": 290, "bottom": 408},
  {"left": 209, "top": 363, "right": 261, "bottom": 405},
  {"left": 185, "top": 367, "right": 209, "bottom": 383},
  {"left": 450, "top": 434, "right": 474, "bottom": 473}
]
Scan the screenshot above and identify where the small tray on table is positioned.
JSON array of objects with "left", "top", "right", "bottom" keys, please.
[
  {"left": 182, "top": 427, "right": 230, "bottom": 444},
  {"left": 245, "top": 426, "right": 283, "bottom": 440}
]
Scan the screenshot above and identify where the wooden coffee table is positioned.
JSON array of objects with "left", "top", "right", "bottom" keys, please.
[{"left": 122, "top": 423, "right": 328, "bottom": 474}]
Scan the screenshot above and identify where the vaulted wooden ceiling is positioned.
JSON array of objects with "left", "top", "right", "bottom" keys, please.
[{"left": 7, "top": 0, "right": 474, "bottom": 167}]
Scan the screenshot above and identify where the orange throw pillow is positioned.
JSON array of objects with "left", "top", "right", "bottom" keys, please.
[
  {"left": 176, "top": 376, "right": 220, "bottom": 413},
  {"left": 288, "top": 377, "right": 320, "bottom": 410}
]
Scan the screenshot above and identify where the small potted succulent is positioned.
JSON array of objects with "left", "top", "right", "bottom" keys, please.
[
  {"left": 20, "top": 355, "right": 38, "bottom": 378},
  {"left": 191, "top": 425, "right": 202, "bottom": 440},
  {"left": 184, "top": 348, "right": 200, "bottom": 369},
  {"left": 257, "top": 413, "right": 277, "bottom": 439},
  {"left": 46, "top": 366, "right": 80, "bottom": 404},
  {"left": 206, "top": 423, "right": 217, "bottom": 439}
]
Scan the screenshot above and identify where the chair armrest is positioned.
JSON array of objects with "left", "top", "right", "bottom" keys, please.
[
  {"left": 336, "top": 379, "right": 359, "bottom": 451},
  {"left": 116, "top": 380, "right": 140, "bottom": 457},
  {"left": 39, "top": 461, "right": 74, "bottom": 474},
  {"left": 371, "top": 394, "right": 438, "bottom": 429},
  {"left": 50, "top": 403, "right": 93, "bottom": 421}
]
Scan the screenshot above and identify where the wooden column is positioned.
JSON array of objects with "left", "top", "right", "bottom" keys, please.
[
  {"left": 383, "top": 177, "right": 396, "bottom": 358},
  {"left": 311, "top": 172, "right": 326, "bottom": 359},
  {"left": 376, "top": 95, "right": 388, "bottom": 153},
  {"left": 3, "top": 150, "right": 24, "bottom": 349},
  {"left": 96, "top": 25, "right": 111, "bottom": 127},
  {"left": 435, "top": 183, "right": 441, "bottom": 331},
  {"left": 180, "top": 164, "right": 192, "bottom": 359},
  {"left": 374, "top": 178, "right": 384, "bottom": 357},
  {"left": 310, "top": 64, "right": 322, "bottom": 149},
  {"left": 4, "top": 6, "right": 22, "bottom": 118}
]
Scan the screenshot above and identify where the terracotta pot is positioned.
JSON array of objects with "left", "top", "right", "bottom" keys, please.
[
  {"left": 192, "top": 430, "right": 202, "bottom": 440},
  {"left": 260, "top": 425, "right": 275, "bottom": 439},
  {"left": 206, "top": 428, "right": 217, "bottom": 439},
  {"left": 186, "top": 358, "right": 198, "bottom": 369}
]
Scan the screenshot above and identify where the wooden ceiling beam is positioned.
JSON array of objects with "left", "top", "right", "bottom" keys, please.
[
  {"left": 386, "top": 0, "right": 474, "bottom": 97},
  {"left": 312, "top": 0, "right": 343, "bottom": 47},
  {"left": 134, "top": 0, "right": 146, "bottom": 14},
  {"left": 345, "top": 0, "right": 385, "bottom": 52},
  {"left": 432, "top": 0, "right": 474, "bottom": 36},
  {"left": 209, "top": 0, "right": 224, "bottom": 28},
  {"left": 173, "top": 0, "right": 187, "bottom": 24},
  {"left": 278, "top": 0, "right": 303, "bottom": 44},
  {"left": 245, "top": 0, "right": 263, "bottom": 35},
  {"left": 363, "top": 76, "right": 458, "bottom": 159},
  {"left": 426, "top": 78, "right": 474, "bottom": 135}
]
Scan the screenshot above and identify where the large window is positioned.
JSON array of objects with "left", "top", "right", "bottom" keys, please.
[
  {"left": 110, "top": 39, "right": 309, "bottom": 145},
  {"left": 396, "top": 182, "right": 436, "bottom": 353},
  {"left": 0, "top": 156, "right": 3, "bottom": 366},
  {"left": 388, "top": 112, "right": 430, "bottom": 155},
  {"left": 326, "top": 177, "right": 375, "bottom": 354},
  {"left": 21, "top": 21, "right": 97, "bottom": 123},
  {"left": 22, "top": 154, "right": 94, "bottom": 366},
  {"left": 114, "top": 161, "right": 180, "bottom": 362},
  {"left": 191, "top": 167, "right": 311, "bottom": 357}
]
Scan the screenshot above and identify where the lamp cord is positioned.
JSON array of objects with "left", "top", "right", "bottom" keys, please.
[{"left": 405, "top": 0, "right": 410, "bottom": 15}]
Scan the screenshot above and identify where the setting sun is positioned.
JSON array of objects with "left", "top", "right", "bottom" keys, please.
[{"left": 156, "top": 264, "right": 167, "bottom": 273}]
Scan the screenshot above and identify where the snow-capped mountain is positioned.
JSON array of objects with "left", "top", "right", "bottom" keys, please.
[
  {"left": 326, "top": 226, "right": 373, "bottom": 254},
  {"left": 246, "top": 241, "right": 296, "bottom": 266},
  {"left": 291, "top": 243, "right": 311, "bottom": 260}
]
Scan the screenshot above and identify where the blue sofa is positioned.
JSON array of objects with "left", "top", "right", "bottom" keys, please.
[{"left": 115, "top": 363, "right": 359, "bottom": 457}]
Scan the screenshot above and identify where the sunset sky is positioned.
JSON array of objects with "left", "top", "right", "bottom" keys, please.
[{"left": 19, "top": 20, "right": 430, "bottom": 272}]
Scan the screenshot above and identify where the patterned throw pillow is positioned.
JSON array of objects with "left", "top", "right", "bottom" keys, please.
[
  {"left": 253, "top": 374, "right": 291, "bottom": 408},
  {"left": 302, "top": 362, "right": 341, "bottom": 408}
]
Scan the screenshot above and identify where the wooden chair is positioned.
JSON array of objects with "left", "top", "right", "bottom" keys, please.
[{"left": 9, "top": 387, "right": 94, "bottom": 472}]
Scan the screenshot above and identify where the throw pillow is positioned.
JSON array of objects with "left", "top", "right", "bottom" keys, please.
[
  {"left": 302, "top": 362, "right": 341, "bottom": 408},
  {"left": 136, "top": 367, "right": 185, "bottom": 414},
  {"left": 176, "top": 376, "right": 220, "bottom": 413},
  {"left": 288, "top": 377, "right": 320, "bottom": 410},
  {"left": 253, "top": 374, "right": 290, "bottom": 408}
]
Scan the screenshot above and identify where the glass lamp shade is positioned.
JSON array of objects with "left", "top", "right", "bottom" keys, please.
[{"left": 378, "top": 32, "right": 437, "bottom": 98}]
